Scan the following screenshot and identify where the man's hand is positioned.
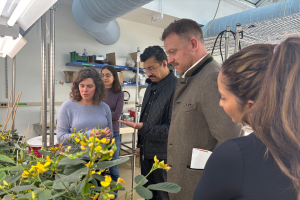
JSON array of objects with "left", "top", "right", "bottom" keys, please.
[
  {"left": 136, "top": 148, "right": 140, "bottom": 157},
  {"left": 119, "top": 119, "right": 143, "bottom": 130},
  {"left": 90, "top": 129, "right": 103, "bottom": 138},
  {"left": 103, "top": 127, "right": 112, "bottom": 139}
]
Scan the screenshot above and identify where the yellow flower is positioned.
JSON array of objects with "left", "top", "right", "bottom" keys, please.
[
  {"left": 31, "top": 162, "right": 50, "bottom": 173},
  {"left": 67, "top": 146, "right": 72, "bottom": 151},
  {"left": 101, "top": 129, "right": 106, "bottom": 133},
  {"left": 0, "top": 136, "right": 5, "bottom": 140},
  {"left": 91, "top": 193, "right": 99, "bottom": 200},
  {"left": 11, "top": 195, "right": 15, "bottom": 199},
  {"left": 117, "top": 178, "right": 125, "bottom": 185},
  {"left": 109, "top": 150, "right": 114, "bottom": 157},
  {"left": 111, "top": 138, "right": 115, "bottom": 144},
  {"left": 108, "top": 194, "right": 115, "bottom": 199},
  {"left": 106, "top": 139, "right": 110, "bottom": 144},
  {"left": 3, "top": 180, "right": 8, "bottom": 186},
  {"left": 22, "top": 170, "right": 30, "bottom": 178},
  {"left": 94, "top": 146, "right": 102, "bottom": 151},
  {"left": 165, "top": 166, "right": 171, "bottom": 171},
  {"left": 28, "top": 190, "right": 32, "bottom": 192},
  {"left": 70, "top": 134, "right": 75, "bottom": 138},
  {"left": 105, "top": 175, "right": 112, "bottom": 182},
  {"left": 74, "top": 137, "right": 80, "bottom": 143},
  {"left": 154, "top": 155, "right": 159, "bottom": 163},
  {"left": 101, "top": 175, "right": 112, "bottom": 187},
  {"left": 91, "top": 186, "right": 95, "bottom": 188},
  {"left": 97, "top": 169, "right": 105, "bottom": 175},
  {"left": 89, "top": 137, "right": 94, "bottom": 143},
  {"left": 85, "top": 161, "right": 92, "bottom": 167},
  {"left": 81, "top": 146, "right": 86, "bottom": 150},
  {"left": 46, "top": 156, "right": 51, "bottom": 162},
  {"left": 80, "top": 141, "right": 87, "bottom": 146},
  {"left": 100, "top": 138, "right": 107, "bottom": 144},
  {"left": 88, "top": 143, "right": 93, "bottom": 147}
]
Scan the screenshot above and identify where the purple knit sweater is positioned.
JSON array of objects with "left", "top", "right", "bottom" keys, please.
[{"left": 103, "top": 88, "right": 124, "bottom": 132}]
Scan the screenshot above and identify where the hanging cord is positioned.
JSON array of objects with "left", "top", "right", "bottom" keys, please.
[
  {"left": 203, "top": 0, "right": 222, "bottom": 35},
  {"left": 211, "top": 30, "right": 226, "bottom": 55},
  {"left": 283, "top": 0, "right": 287, "bottom": 37},
  {"left": 211, "top": 28, "right": 243, "bottom": 62}
]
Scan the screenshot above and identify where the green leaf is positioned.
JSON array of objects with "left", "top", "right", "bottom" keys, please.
[
  {"left": 94, "top": 157, "right": 129, "bottom": 170},
  {"left": 6, "top": 173, "right": 22, "bottom": 184},
  {"left": 38, "top": 189, "right": 51, "bottom": 200},
  {"left": 135, "top": 185, "right": 153, "bottom": 199},
  {"left": 81, "top": 182, "right": 90, "bottom": 196},
  {"left": 37, "top": 150, "right": 51, "bottom": 157},
  {"left": 0, "top": 140, "right": 10, "bottom": 145},
  {"left": 3, "top": 194, "right": 12, "bottom": 200},
  {"left": 0, "top": 172, "right": 6, "bottom": 182},
  {"left": 134, "top": 175, "right": 148, "bottom": 185},
  {"left": 0, "top": 165, "right": 18, "bottom": 172},
  {"left": 58, "top": 157, "right": 86, "bottom": 165},
  {"left": 54, "top": 174, "right": 81, "bottom": 184},
  {"left": 75, "top": 180, "right": 85, "bottom": 194},
  {"left": 64, "top": 164, "right": 85, "bottom": 175},
  {"left": 91, "top": 178, "right": 98, "bottom": 187},
  {"left": 0, "top": 154, "right": 15, "bottom": 164},
  {"left": 11, "top": 185, "right": 37, "bottom": 192},
  {"left": 50, "top": 191, "right": 67, "bottom": 199},
  {"left": 147, "top": 182, "right": 181, "bottom": 193},
  {"left": 92, "top": 174, "right": 105, "bottom": 182},
  {"left": 52, "top": 181, "right": 70, "bottom": 190}
]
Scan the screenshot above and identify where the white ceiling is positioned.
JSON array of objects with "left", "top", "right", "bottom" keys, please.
[{"left": 120, "top": 7, "right": 179, "bottom": 29}]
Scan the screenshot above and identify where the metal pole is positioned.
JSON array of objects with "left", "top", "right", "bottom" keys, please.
[
  {"left": 49, "top": 8, "right": 55, "bottom": 147},
  {"left": 225, "top": 26, "right": 230, "bottom": 60},
  {"left": 41, "top": 14, "right": 47, "bottom": 148},
  {"left": 5, "top": 56, "right": 8, "bottom": 98},
  {"left": 235, "top": 23, "right": 242, "bottom": 53},
  {"left": 132, "top": 47, "right": 141, "bottom": 200},
  {"left": 11, "top": 56, "right": 16, "bottom": 130}
]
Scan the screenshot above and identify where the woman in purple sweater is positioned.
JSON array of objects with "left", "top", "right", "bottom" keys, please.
[{"left": 101, "top": 66, "right": 124, "bottom": 198}]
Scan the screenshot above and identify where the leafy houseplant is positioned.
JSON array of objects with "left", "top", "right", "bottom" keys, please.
[{"left": 0, "top": 128, "right": 181, "bottom": 200}]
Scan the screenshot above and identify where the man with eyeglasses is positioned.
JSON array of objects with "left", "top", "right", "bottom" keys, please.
[{"left": 119, "top": 45, "right": 177, "bottom": 200}]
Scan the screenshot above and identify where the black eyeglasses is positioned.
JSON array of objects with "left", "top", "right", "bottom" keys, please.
[{"left": 143, "top": 63, "right": 161, "bottom": 73}]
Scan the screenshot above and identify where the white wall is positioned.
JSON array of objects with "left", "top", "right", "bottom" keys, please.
[{"left": 0, "top": 3, "right": 163, "bottom": 139}]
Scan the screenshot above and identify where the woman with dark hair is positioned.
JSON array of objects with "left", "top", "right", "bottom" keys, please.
[
  {"left": 101, "top": 66, "right": 124, "bottom": 199},
  {"left": 57, "top": 68, "right": 112, "bottom": 145},
  {"left": 194, "top": 42, "right": 297, "bottom": 199}
]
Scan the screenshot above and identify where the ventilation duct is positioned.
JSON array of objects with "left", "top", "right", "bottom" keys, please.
[
  {"left": 72, "top": 0, "right": 153, "bottom": 45},
  {"left": 202, "top": 0, "right": 300, "bottom": 37}
]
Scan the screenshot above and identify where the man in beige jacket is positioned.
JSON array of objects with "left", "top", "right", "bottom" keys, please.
[{"left": 162, "top": 19, "right": 243, "bottom": 200}]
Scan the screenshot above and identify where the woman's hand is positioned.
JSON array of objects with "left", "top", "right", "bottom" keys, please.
[
  {"left": 103, "top": 127, "right": 112, "bottom": 139},
  {"left": 90, "top": 129, "right": 103, "bottom": 138}
]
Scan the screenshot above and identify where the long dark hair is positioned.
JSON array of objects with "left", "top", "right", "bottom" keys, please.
[
  {"left": 70, "top": 68, "right": 106, "bottom": 105},
  {"left": 245, "top": 37, "right": 300, "bottom": 199},
  {"left": 102, "top": 66, "right": 121, "bottom": 93}
]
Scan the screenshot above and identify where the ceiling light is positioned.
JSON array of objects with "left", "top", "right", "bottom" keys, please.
[
  {"left": 7, "top": 0, "right": 32, "bottom": 27},
  {"left": 0, "top": 0, "right": 7, "bottom": 16}
]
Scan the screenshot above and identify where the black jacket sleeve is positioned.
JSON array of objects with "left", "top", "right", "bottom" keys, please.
[
  {"left": 193, "top": 139, "right": 243, "bottom": 200},
  {"left": 138, "top": 92, "right": 174, "bottom": 142}
]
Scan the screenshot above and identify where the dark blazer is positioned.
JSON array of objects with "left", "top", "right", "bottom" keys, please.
[
  {"left": 138, "top": 71, "right": 177, "bottom": 160},
  {"left": 168, "top": 54, "right": 243, "bottom": 200}
]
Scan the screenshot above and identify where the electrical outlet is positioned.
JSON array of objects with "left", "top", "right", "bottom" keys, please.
[{"left": 0, "top": 103, "right": 8, "bottom": 108}]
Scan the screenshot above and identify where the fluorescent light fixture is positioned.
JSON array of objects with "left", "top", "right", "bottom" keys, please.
[
  {"left": 0, "top": 35, "right": 27, "bottom": 58},
  {"left": 0, "top": 36, "right": 13, "bottom": 53},
  {"left": 7, "top": 0, "right": 32, "bottom": 27},
  {"left": 0, "top": 0, "right": 7, "bottom": 16}
]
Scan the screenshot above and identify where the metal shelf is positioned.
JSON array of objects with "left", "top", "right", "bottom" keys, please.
[
  {"left": 121, "top": 83, "right": 148, "bottom": 87},
  {"left": 66, "top": 61, "right": 145, "bottom": 73}
]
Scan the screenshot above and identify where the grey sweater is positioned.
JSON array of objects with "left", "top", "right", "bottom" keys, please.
[{"left": 57, "top": 99, "right": 113, "bottom": 145}]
